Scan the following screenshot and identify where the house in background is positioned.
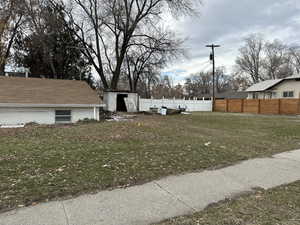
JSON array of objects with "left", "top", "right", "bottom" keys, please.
[
  {"left": 198, "top": 91, "right": 248, "bottom": 100},
  {"left": 0, "top": 76, "right": 105, "bottom": 125},
  {"left": 2, "top": 67, "right": 30, "bottom": 78},
  {"left": 246, "top": 75, "right": 300, "bottom": 99}
]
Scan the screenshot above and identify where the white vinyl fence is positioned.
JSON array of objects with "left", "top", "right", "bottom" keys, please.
[{"left": 139, "top": 98, "right": 212, "bottom": 112}]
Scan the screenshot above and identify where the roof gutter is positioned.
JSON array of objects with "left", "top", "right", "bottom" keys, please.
[
  {"left": 245, "top": 90, "right": 273, "bottom": 93},
  {"left": 0, "top": 103, "right": 105, "bottom": 108}
]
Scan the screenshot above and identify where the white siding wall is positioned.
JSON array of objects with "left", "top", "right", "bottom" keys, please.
[
  {"left": 272, "top": 80, "right": 300, "bottom": 98},
  {"left": 0, "top": 108, "right": 54, "bottom": 125},
  {"left": 0, "top": 107, "right": 98, "bottom": 125},
  {"left": 71, "top": 108, "right": 96, "bottom": 123},
  {"left": 103, "top": 92, "right": 117, "bottom": 112},
  {"left": 139, "top": 99, "right": 212, "bottom": 112},
  {"left": 247, "top": 80, "right": 300, "bottom": 99}
]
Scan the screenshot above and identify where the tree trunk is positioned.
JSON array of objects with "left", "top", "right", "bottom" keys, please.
[
  {"left": 0, "top": 63, "right": 5, "bottom": 76},
  {"left": 133, "top": 76, "right": 139, "bottom": 93},
  {"left": 98, "top": 70, "right": 109, "bottom": 90},
  {"left": 49, "top": 57, "right": 58, "bottom": 79},
  {"left": 111, "top": 35, "right": 132, "bottom": 90},
  {"left": 146, "top": 80, "right": 151, "bottom": 98},
  {"left": 111, "top": 52, "right": 125, "bottom": 90}
]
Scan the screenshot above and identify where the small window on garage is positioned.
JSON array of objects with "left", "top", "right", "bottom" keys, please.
[
  {"left": 55, "top": 110, "right": 71, "bottom": 123},
  {"left": 283, "top": 91, "right": 294, "bottom": 98}
]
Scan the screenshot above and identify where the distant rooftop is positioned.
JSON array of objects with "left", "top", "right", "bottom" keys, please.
[
  {"left": 198, "top": 91, "right": 248, "bottom": 99},
  {"left": 246, "top": 75, "right": 300, "bottom": 92},
  {"left": 246, "top": 79, "right": 283, "bottom": 92}
]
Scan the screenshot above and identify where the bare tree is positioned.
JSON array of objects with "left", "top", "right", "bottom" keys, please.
[
  {"left": 215, "top": 67, "right": 232, "bottom": 93},
  {"left": 236, "top": 34, "right": 264, "bottom": 84},
  {"left": 0, "top": 0, "right": 25, "bottom": 75},
  {"left": 289, "top": 46, "right": 300, "bottom": 74},
  {"left": 184, "top": 67, "right": 248, "bottom": 98},
  {"left": 263, "top": 40, "right": 293, "bottom": 79},
  {"left": 138, "top": 68, "right": 160, "bottom": 98},
  {"left": 59, "top": 0, "right": 200, "bottom": 90},
  {"left": 151, "top": 75, "right": 184, "bottom": 98},
  {"left": 184, "top": 72, "right": 212, "bottom": 98},
  {"left": 125, "top": 28, "right": 182, "bottom": 92},
  {"left": 230, "top": 68, "right": 252, "bottom": 91}
]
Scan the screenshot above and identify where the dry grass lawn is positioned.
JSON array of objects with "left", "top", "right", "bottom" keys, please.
[
  {"left": 1, "top": 112, "right": 300, "bottom": 212},
  {"left": 155, "top": 181, "right": 300, "bottom": 225}
]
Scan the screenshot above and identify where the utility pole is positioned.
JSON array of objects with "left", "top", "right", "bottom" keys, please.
[{"left": 206, "top": 44, "right": 220, "bottom": 110}]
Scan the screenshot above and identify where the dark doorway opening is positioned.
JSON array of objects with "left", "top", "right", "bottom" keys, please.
[{"left": 117, "top": 94, "right": 128, "bottom": 112}]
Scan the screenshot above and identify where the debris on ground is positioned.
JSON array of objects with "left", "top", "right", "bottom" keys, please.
[
  {"left": 0, "top": 124, "right": 25, "bottom": 129},
  {"left": 142, "top": 106, "right": 187, "bottom": 116},
  {"left": 149, "top": 107, "right": 159, "bottom": 113},
  {"left": 139, "top": 111, "right": 157, "bottom": 115},
  {"left": 106, "top": 114, "right": 137, "bottom": 122},
  {"left": 160, "top": 107, "right": 167, "bottom": 116},
  {"left": 100, "top": 109, "right": 117, "bottom": 120},
  {"left": 181, "top": 112, "right": 192, "bottom": 115},
  {"left": 102, "top": 164, "right": 111, "bottom": 168}
]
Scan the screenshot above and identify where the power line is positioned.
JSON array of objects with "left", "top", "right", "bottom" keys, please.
[
  {"left": 196, "top": 60, "right": 211, "bottom": 72},
  {"left": 200, "top": 62, "right": 212, "bottom": 72}
]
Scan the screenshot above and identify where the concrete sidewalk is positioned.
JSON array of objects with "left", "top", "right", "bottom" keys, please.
[{"left": 1, "top": 150, "right": 300, "bottom": 225}]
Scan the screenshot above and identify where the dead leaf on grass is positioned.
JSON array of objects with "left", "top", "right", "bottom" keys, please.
[
  {"left": 204, "top": 142, "right": 211, "bottom": 147},
  {"left": 56, "top": 168, "right": 64, "bottom": 172}
]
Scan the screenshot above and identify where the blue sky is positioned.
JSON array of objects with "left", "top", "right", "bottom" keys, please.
[{"left": 162, "top": 0, "right": 300, "bottom": 84}]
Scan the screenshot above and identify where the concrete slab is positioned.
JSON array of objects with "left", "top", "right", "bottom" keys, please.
[
  {"left": 63, "top": 182, "right": 191, "bottom": 225},
  {"left": 0, "top": 201, "right": 67, "bottom": 225},
  {"left": 155, "top": 169, "right": 252, "bottom": 211},
  {"left": 222, "top": 157, "right": 300, "bottom": 189},
  {"left": 274, "top": 149, "right": 300, "bottom": 162}
]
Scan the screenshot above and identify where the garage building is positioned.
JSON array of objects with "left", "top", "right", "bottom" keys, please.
[{"left": 0, "top": 76, "right": 104, "bottom": 125}]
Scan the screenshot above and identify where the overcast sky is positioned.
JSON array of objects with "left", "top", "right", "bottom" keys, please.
[{"left": 162, "top": 0, "right": 300, "bottom": 84}]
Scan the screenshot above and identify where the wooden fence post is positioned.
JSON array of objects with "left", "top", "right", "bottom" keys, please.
[
  {"left": 278, "top": 99, "right": 281, "bottom": 115},
  {"left": 226, "top": 99, "right": 229, "bottom": 112},
  {"left": 241, "top": 99, "right": 244, "bottom": 113},
  {"left": 258, "top": 99, "right": 261, "bottom": 114}
]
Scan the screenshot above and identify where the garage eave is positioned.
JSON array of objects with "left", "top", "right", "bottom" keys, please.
[{"left": 0, "top": 103, "right": 106, "bottom": 108}]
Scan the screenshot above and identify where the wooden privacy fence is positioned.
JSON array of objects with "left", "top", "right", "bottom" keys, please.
[{"left": 214, "top": 99, "right": 300, "bottom": 115}]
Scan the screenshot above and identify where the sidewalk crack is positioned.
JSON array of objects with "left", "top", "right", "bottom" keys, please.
[
  {"left": 61, "top": 202, "right": 70, "bottom": 225},
  {"left": 154, "top": 181, "right": 197, "bottom": 213}
]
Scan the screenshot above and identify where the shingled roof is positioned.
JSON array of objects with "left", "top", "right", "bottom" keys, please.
[
  {"left": 246, "top": 75, "right": 300, "bottom": 92},
  {"left": 0, "top": 76, "right": 102, "bottom": 105},
  {"left": 245, "top": 79, "right": 283, "bottom": 92}
]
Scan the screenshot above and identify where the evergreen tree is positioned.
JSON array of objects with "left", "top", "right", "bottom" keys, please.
[{"left": 14, "top": 1, "right": 91, "bottom": 81}]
